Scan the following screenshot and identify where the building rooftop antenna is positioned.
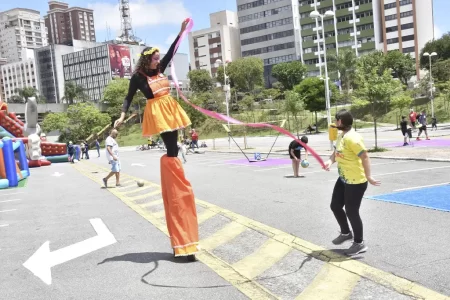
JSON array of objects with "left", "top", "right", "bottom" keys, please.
[{"left": 117, "top": 0, "right": 142, "bottom": 45}]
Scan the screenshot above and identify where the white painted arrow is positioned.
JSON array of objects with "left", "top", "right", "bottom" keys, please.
[
  {"left": 23, "top": 218, "right": 116, "bottom": 285},
  {"left": 51, "top": 172, "right": 64, "bottom": 177},
  {"left": 131, "top": 163, "right": 145, "bottom": 167}
]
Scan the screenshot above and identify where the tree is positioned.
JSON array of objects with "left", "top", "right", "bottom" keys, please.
[
  {"left": 9, "top": 95, "right": 24, "bottom": 103},
  {"left": 42, "top": 103, "right": 110, "bottom": 143},
  {"left": 419, "top": 33, "right": 450, "bottom": 68},
  {"left": 384, "top": 50, "right": 416, "bottom": 86},
  {"left": 187, "top": 69, "right": 214, "bottom": 93},
  {"left": 262, "top": 88, "right": 282, "bottom": 100},
  {"left": 271, "top": 61, "right": 307, "bottom": 90},
  {"left": 63, "top": 81, "right": 88, "bottom": 105},
  {"left": 14, "top": 87, "right": 38, "bottom": 103},
  {"left": 215, "top": 65, "right": 229, "bottom": 87},
  {"left": 392, "top": 92, "right": 413, "bottom": 116},
  {"left": 327, "top": 48, "right": 358, "bottom": 94},
  {"left": 355, "top": 53, "right": 402, "bottom": 149},
  {"left": 294, "top": 77, "right": 338, "bottom": 132},
  {"left": 439, "top": 81, "right": 450, "bottom": 116},
  {"left": 103, "top": 78, "right": 145, "bottom": 120},
  {"left": 178, "top": 94, "right": 207, "bottom": 128},
  {"left": 227, "top": 57, "right": 264, "bottom": 92},
  {"left": 283, "top": 90, "right": 305, "bottom": 135},
  {"left": 431, "top": 59, "right": 450, "bottom": 83}
]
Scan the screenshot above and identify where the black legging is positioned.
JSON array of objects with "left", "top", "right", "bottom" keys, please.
[
  {"left": 330, "top": 178, "right": 368, "bottom": 244},
  {"left": 160, "top": 130, "right": 179, "bottom": 157}
]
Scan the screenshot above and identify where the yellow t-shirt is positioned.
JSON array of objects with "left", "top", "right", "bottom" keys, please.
[{"left": 335, "top": 129, "right": 367, "bottom": 184}]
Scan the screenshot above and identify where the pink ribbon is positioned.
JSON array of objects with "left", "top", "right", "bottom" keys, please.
[{"left": 170, "top": 18, "right": 325, "bottom": 168}]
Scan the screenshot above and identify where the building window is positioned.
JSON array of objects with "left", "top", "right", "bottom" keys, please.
[
  {"left": 400, "top": 11, "right": 413, "bottom": 18},
  {"left": 387, "top": 37, "right": 399, "bottom": 44},
  {"left": 402, "top": 34, "right": 415, "bottom": 42},
  {"left": 242, "top": 42, "right": 295, "bottom": 57},
  {"left": 240, "top": 17, "right": 293, "bottom": 34},
  {"left": 385, "top": 14, "right": 397, "bottom": 21},
  {"left": 402, "top": 46, "right": 415, "bottom": 53},
  {"left": 384, "top": 2, "right": 396, "bottom": 9},
  {"left": 401, "top": 23, "right": 414, "bottom": 30}
]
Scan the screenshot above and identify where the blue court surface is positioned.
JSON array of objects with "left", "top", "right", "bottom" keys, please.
[{"left": 366, "top": 184, "right": 450, "bottom": 212}]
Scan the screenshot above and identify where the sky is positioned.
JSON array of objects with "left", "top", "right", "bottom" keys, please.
[{"left": 0, "top": 0, "right": 448, "bottom": 56}]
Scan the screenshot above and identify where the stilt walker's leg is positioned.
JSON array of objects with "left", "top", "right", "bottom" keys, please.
[{"left": 160, "top": 155, "right": 199, "bottom": 257}]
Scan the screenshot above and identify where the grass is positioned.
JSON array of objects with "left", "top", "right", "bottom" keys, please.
[{"left": 368, "top": 147, "right": 388, "bottom": 153}]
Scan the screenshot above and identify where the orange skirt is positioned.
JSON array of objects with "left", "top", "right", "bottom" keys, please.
[{"left": 142, "top": 94, "right": 191, "bottom": 136}]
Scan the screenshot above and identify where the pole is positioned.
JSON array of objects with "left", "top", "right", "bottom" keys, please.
[
  {"left": 224, "top": 62, "right": 231, "bottom": 149},
  {"left": 320, "top": 16, "right": 333, "bottom": 151},
  {"left": 429, "top": 55, "right": 435, "bottom": 118}
]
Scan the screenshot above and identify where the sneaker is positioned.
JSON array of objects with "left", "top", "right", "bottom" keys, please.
[
  {"left": 102, "top": 178, "right": 107, "bottom": 188},
  {"left": 345, "top": 242, "right": 368, "bottom": 256},
  {"left": 426, "top": 138, "right": 431, "bottom": 140},
  {"left": 416, "top": 137, "right": 421, "bottom": 141},
  {"left": 403, "top": 142, "right": 409, "bottom": 146},
  {"left": 332, "top": 232, "right": 353, "bottom": 245}
]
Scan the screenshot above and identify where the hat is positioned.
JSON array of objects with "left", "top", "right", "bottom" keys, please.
[{"left": 69, "top": 141, "right": 73, "bottom": 144}]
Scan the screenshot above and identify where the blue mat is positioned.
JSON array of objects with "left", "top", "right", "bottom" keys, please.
[{"left": 366, "top": 185, "right": 450, "bottom": 212}]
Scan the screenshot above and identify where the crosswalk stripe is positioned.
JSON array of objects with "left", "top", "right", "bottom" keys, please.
[
  {"left": 295, "top": 264, "right": 360, "bottom": 300},
  {"left": 152, "top": 210, "right": 166, "bottom": 219},
  {"left": 140, "top": 198, "right": 163, "bottom": 208},
  {"left": 122, "top": 185, "right": 154, "bottom": 196},
  {"left": 200, "top": 222, "right": 247, "bottom": 251},
  {"left": 232, "top": 239, "right": 291, "bottom": 279},
  {"left": 127, "top": 189, "right": 161, "bottom": 201},
  {"left": 197, "top": 209, "right": 217, "bottom": 224}
]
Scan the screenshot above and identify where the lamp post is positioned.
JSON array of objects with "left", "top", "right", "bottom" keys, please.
[
  {"left": 310, "top": 10, "right": 335, "bottom": 150},
  {"left": 423, "top": 51, "right": 437, "bottom": 118},
  {"left": 215, "top": 58, "right": 231, "bottom": 149}
]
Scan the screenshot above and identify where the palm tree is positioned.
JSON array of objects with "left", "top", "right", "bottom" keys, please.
[
  {"left": 327, "top": 48, "right": 358, "bottom": 103},
  {"left": 63, "top": 81, "right": 88, "bottom": 105},
  {"left": 14, "top": 87, "right": 38, "bottom": 103}
]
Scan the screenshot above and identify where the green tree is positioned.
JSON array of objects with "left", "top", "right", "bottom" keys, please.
[
  {"left": 419, "top": 33, "right": 450, "bottom": 68},
  {"left": 227, "top": 57, "right": 264, "bottom": 92},
  {"left": 103, "top": 78, "right": 145, "bottom": 120},
  {"left": 63, "top": 81, "right": 88, "bottom": 105},
  {"left": 392, "top": 92, "right": 413, "bottom": 116},
  {"left": 439, "top": 81, "right": 450, "bottom": 116},
  {"left": 384, "top": 50, "right": 416, "bottom": 86},
  {"left": 42, "top": 103, "right": 110, "bottom": 143},
  {"left": 327, "top": 48, "right": 358, "bottom": 94},
  {"left": 355, "top": 53, "right": 402, "bottom": 149},
  {"left": 215, "top": 65, "right": 229, "bottom": 86},
  {"left": 14, "top": 87, "right": 38, "bottom": 103},
  {"left": 431, "top": 59, "right": 450, "bottom": 83},
  {"left": 262, "top": 88, "right": 282, "bottom": 100},
  {"left": 283, "top": 90, "right": 305, "bottom": 135},
  {"left": 9, "top": 95, "right": 24, "bottom": 103},
  {"left": 187, "top": 69, "right": 214, "bottom": 93},
  {"left": 271, "top": 61, "right": 307, "bottom": 90},
  {"left": 294, "top": 77, "right": 338, "bottom": 131},
  {"left": 178, "top": 94, "right": 207, "bottom": 128}
]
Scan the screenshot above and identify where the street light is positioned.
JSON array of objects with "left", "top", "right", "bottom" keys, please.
[
  {"left": 310, "top": 10, "right": 335, "bottom": 150},
  {"left": 215, "top": 58, "right": 231, "bottom": 149},
  {"left": 423, "top": 51, "right": 437, "bottom": 118}
]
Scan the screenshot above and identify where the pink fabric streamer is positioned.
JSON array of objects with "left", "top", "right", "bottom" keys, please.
[{"left": 170, "top": 18, "right": 326, "bottom": 168}]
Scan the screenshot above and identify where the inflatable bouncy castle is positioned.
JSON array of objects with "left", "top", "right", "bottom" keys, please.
[
  {"left": 0, "top": 99, "right": 69, "bottom": 168},
  {"left": 0, "top": 137, "right": 30, "bottom": 189}
]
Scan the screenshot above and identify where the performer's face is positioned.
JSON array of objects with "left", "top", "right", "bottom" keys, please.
[{"left": 150, "top": 51, "right": 160, "bottom": 68}]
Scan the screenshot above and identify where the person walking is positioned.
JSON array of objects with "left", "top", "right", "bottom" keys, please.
[
  {"left": 114, "top": 20, "right": 199, "bottom": 262},
  {"left": 102, "top": 129, "right": 121, "bottom": 188},
  {"left": 95, "top": 139, "right": 101, "bottom": 157},
  {"left": 323, "top": 109, "right": 380, "bottom": 256},
  {"left": 416, "top": 110, "right": 430, "bottom": 141},
  {"left": 68, "top": 141, "right": 75, "bottom": 163}
]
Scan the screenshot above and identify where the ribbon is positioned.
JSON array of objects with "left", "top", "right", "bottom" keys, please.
[{"left": 170, "top": 18, "right": 325, "bottom": 168}]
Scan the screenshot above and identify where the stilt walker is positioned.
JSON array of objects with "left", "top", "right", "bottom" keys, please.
[{"left": 114, "top": 20, "right": 199, "bottom": 261}]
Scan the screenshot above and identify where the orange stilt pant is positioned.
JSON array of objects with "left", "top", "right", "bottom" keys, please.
[{"left": 160, "top": 155, "right": 199, "bottom": 256}]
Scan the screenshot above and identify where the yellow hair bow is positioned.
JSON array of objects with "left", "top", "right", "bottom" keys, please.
[{"left": 137, "top": 47, "right": 160, "bottom": 57}]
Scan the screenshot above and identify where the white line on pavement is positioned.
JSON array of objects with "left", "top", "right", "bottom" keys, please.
[
  {"left": 0, "top": 192, "right": 24, "bottom": 196},
  {"left": 328, "top": 165, "right": 450, "bottom": 181},
  {"left": 0, "top": 224, "right": 9, "bottom": 228},
  {"left": 0, "top": 199, "right": 21, "bottom": 203},
  {"left": 0, "top": 209, "right": 17, "bottom": 213},
  {"left": 394, "top": 183, "right": 450, "bottom": 192}
]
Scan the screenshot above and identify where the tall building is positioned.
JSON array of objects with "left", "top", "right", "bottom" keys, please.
[
  {"left": 237, "top": 0, "right": 434, "bottom": 85},
  {"left": 379, "top": 0, "right": 434, "bottom": 77},
  {"left": 0, "top": 8, "right": 48, "bottom": 63},
  {"left": 44, "top": 1, "right": 96, "bottom": 46},
  {"left": 1, "top": 59, "right": 39, "bottom": 102},
  {"left": 188, "top": 10, "right": 241, "bottom": 77}
]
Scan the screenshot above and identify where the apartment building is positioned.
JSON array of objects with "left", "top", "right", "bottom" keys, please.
[
  {"left": 0, "top": 8, "right": 48, "bottom": 63},
  {"left": 0, "top": 59, "right": 39, "bottom": 102},
  {"left": 44, "top": 1, "right": 96, "bottom": 46},
  {"left": 188, "top": 10, "right": 241, "bottom": 77}
]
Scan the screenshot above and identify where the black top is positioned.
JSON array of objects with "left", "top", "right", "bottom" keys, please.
[
  {"left": 121, "top": 35, "right": 180, "bottom": 113},
  {"left": 289, "top": 140, "right": 303, "bottom": 152},
  {"left": 400, "top": 120, "right": 408, "bottom": 131}
]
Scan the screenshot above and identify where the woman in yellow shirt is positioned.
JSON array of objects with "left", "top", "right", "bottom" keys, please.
[{"left": 323, "top": 110, "right": 380, "bottom": 256}]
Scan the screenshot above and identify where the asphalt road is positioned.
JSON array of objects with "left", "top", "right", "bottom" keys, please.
[{"left": 1, "top": 148, "right": 449, "bottom": 299}]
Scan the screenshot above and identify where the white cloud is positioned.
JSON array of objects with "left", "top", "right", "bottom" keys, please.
[
  {"left": 434, "top": 25, "right": 443, "bottom": 39},
  {"left": 89, "top": 0, "right": 190, "bottom": 31}
]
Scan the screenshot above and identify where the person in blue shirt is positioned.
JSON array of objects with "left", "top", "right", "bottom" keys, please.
[
  {"left": 288, "top": 136, "right": 308, "bottom": 177},
  {"left": 95, "top": 139, "right": 100, "bottom": 157}
]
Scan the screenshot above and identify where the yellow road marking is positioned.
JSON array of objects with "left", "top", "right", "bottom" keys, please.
[
  {"left": 296, "top": 264, "right": 360, "bottom": 300},
  {"left": 122, "top": 185, "right": 154, "bottom": 196},
  {"left": 127, "top": 189, "right": 161, "bottom": 201},
  {"left": 232, "top": 239, "right": 291, "bottom": 279},
  {"left": 72, "top": 161, "right": 450, "bottom": 300},
  {"left": 197, "top": 209, "right": 217, "bottom": 224},
  {"left": 200, "top": 221, "right": 248, "bottom": 251},
  {"left": 152, "top": 210, "right": 166, "bottom": 219},
  {"left": 141, "top": 199, "right": 163, "bottom": 208}
]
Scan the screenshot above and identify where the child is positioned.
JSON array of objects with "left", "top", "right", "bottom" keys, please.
[
  {"left": 431, "top": 117, "right": 437, "bottom": 131},
  {"left": 400, "top": 116, "right": 410, "bottom": 146},
  {"left": 288, "top": 136, "right": 309, "bottom": 178}
]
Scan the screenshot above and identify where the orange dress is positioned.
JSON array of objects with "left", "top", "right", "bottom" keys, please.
[{"left": 140, "top": 72, "right": 191, "bottom": 136}]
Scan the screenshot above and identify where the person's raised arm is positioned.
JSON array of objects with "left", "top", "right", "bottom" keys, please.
[
  {"left": 159, "top": 20, "right": 188, "bottom": 72},
  {"left": 115, "top": 77, "right": 138, "bottom": 128}
]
